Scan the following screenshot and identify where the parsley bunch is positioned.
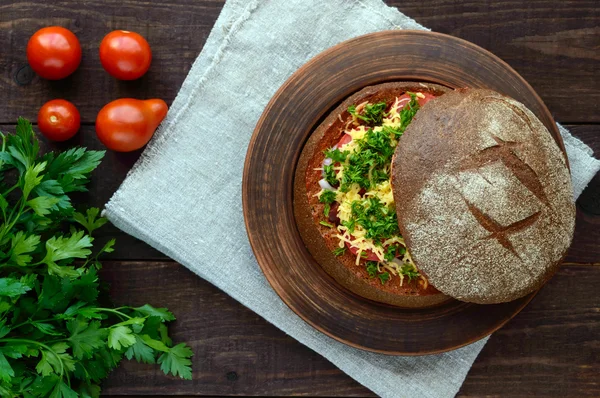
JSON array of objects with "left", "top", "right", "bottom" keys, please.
[{"left": 0, "top": 119, "right": 192, "bottom": 397}]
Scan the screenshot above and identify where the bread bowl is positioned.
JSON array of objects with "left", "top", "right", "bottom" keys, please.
[{"left": 294, "top": 83, "right": 575, "bottom": 306}]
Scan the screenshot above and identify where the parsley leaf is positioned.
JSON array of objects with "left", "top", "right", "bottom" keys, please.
[
  {"left": 158, "top": 343, "right": 193, "bottom": 380},
  {"left": 67, "top": 318, "right": 107, "bottom": 359},
  {"left": 384, "top": 244, "right": 406, "bottom": 262},
  {"left": 43, "top": 231, "right": 93, "bottom": 264},
  {"left": 0, "top": 352, "right": 14, "bottom": 382},
  {"left": 0, "top": 277, "right": 32, "bottom": 297},
  {"left": 108, "top": 326, "right": 137, "bottom": 350},
  {"left": 125, "top": 338, "right": 155, "bottom": 364},
  {"left": 73, "top": 208, "right": 108, "bottom": 235},
  {"left": 9, "top": 232, "right": 41, "bottom": 266},
  {"left": 133, "top": 304, "right": 176, "bottom": 322}
]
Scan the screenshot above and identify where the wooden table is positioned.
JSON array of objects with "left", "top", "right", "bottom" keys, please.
[{"left": 1, "top": 0, "right": 598, "bottom": 396}]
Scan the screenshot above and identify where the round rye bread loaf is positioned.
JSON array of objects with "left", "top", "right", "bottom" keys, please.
[
  {"left": 392, "top": 89, "right": 575, "bottom": 304},
  {"left": 294, "top": 82, "right": 451, "bottom": 308}
]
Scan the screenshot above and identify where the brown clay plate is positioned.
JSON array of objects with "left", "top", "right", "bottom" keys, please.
[{"left": 242, "top": 31, "right": 565, "bottom": 355}]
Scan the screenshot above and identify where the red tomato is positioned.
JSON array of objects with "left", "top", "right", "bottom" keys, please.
[
  {"left": 99, "top": 30, "right": 152, "bottom": 80},
  {"left": 27, "top": 27, "right": 81, "bottom": 80},
  {"left": 96, "top": 98, "right": 168, "bottom": 152},
  {"left": 37, "top": 99, "right": 80, "bottom": 141},
  {"left": 346, "top": 242, "right": 381, "bottom": 261}
]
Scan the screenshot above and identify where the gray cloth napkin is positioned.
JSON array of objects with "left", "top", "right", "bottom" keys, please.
[{"left": 105, "top": 0, "right": 600, "bottom": 397}]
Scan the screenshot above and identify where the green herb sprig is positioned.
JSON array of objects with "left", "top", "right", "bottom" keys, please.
[
  {"left": 348, "top": 102, "right": 387, "bottom": 126},
  {"left": 0, "top": 119, "right": 192, "bottom": 397}
]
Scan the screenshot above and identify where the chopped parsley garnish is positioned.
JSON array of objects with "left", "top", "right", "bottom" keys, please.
[
  {"left": 319, "top": 190, "right": 336, "bottom": 204},
  {"left": 399, "top": 93, "right": 420, "bottom": 131},
  {"left": 384, "top": 244, "right": 407, "bottom": 261},
  {"left": 378, "top": 272, "right": 391, "bottom": 285},
  {"left": 332, "top": 247, "right": 346, "bottom": 256},
  {"left": 349, "top": 197, "right": 400, "bottom": 243},
  {"left": 323, "top": 164, "right": 337, "bottom": 186},
  {"left": 319, "top": 221, "right": 334, "bottom": 228},
  {"left": 341, "top": 218, "right": 356, "bottom": 233},
  {"left": 324, "top": 148, "right": 350, "bottom": 163},
  {"left": 384, "top": 244, "right": 399, "bottom": 262},
  {"left": 348, "top": 101, "right": 387, "bottom": 125},
  {"left": 401, "top": 264, "right": 420, "bottom": 281},
  {"left": 339, "top": 128, "right": 393, "bottom": 191},
  {"left": 319, "top": 190, "right": 337, "bottom": 217},
  {"left": 366, "top": 261, "right": 378, "bottom": 278}
]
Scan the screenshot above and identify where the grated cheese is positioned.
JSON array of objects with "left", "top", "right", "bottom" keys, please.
[{"left": 325, "top": 94, "right": 430, "bottom": 288}]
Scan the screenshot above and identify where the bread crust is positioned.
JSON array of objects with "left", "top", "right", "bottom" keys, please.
[
  {"left": 392, "top": 89, "right": 575, "bottom": 304},
  {"left": 294, "top": 82, "right": 451, "bottom": 308}
]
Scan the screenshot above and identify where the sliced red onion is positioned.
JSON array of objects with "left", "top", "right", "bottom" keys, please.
[
  {"left": 319, "top": 178, "right": 334, "bottom": 191},
  {"left": 323, "top": 158, "right": 333, "bottom": 166}
]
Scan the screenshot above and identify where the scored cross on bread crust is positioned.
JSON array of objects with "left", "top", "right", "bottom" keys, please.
[{"left": 392, "top": 89, "right": 575, "bottom": 304}]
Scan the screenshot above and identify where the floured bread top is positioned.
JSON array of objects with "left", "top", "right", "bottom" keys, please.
[{"left": 392, "top": 89, "right": 575, "bottom": 304}]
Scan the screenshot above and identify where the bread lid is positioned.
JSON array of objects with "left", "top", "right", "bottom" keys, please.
[{"left": 392, "top": 89, "right": 575, "bottom": 304}]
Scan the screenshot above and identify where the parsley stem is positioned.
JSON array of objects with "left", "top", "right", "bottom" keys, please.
[
  {"left": 10, "top": 317, "right": 58, "bottom": 330},
  {"left": 95, "top": 308, "right": 132, "bottom": 320},
  {"left": 2, "top": 183, "right": 19, "bottom": 197},
  {"left": 0, "top": 338, "right": 65, "bottom": 377}
]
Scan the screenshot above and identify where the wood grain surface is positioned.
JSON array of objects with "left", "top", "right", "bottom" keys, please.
[
  {"left": 98, "top": 261, "right": 600, "bottom": 397},
  {"left": 0, "top": 0, "right": 598, "bottom": 395}
]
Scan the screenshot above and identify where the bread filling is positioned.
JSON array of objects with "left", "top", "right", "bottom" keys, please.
[{"left": 316, "top": 92, "right": 434, "bottom": 287}]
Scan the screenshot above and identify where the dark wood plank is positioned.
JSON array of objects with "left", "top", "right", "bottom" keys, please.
[
  {"left": 388, "top": 0, "right": 600, "bottom": 123},
  {"left": 0, "top": 0, "right": 597, "bottom": 123},
  {"left": 458, "top": 265, "right": 600, "bottom": 397},
  {"left": 98, "top": 261, "right": 600, "bottom": 396}
]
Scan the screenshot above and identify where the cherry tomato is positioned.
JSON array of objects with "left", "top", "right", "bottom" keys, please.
[
  {"left": 37, "top": 99, "right": 81, "bottom": 142},
  {"left": 96, "top": 98, "right": 167, "bottom": 152},
  {"left": 99, "top": 30, "right": 152, "bottom": 80},
  {"left": 27, "top": 27, "right": 81, "bottom": 80}
]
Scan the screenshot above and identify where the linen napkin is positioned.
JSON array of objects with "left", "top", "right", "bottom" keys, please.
[{"left": 105, "top": 0, "right": 600, "bottom": 397}]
